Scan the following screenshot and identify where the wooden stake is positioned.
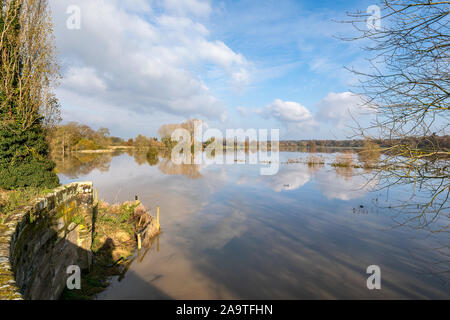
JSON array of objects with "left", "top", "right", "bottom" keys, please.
[
  {"left": 157, "top": 206, "right": 160, "bottom": 230},
  {"left": 137, "top": 233, "right": 142, "bottom": 250}
]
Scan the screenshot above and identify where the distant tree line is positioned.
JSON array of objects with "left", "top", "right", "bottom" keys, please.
[
  {"left": 47, "top": 122, "right": 168, "bottom": 155},
  {"left": 48, "top": 121, "right": 450, "bottom": 156},
  {"left": 48, "top": 122, "right": 115, "bottom": 155},
  {"left": 278, "top": 135, "right": 450, "bottom": 152}
]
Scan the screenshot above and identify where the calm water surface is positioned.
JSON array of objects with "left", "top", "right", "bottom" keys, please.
[{"left": 58, "top": 151, "right": 449, "bottom": 299}]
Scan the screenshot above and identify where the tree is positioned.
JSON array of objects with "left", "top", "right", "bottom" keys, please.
[
  {"left": 358, "top": 139, "right": 381, "bottom": 168},
  {"left": 110, "top": 136, "right": 124, "bottom": 146},
  {"left": 157, "top": 119, "right": 202, "bottom": 154},
  {"left": 1, "top": 0, "right": 61, "bottom": 131},
  {"left": 157, "top": 123, "right": 179, "bottom": 139},
  {"left": 134, "top": 134, "right": 149, "bottom": 150},
  {"left": 95, "top": 127, "right": 111, "bottom": 148},
  {"left": 343, "top": 1, "right": 449, "bottom": 227},
  {"left": 47, "top": 122, "right": 82, "bottom": 157},
  {"left": 0, "top": 0, "right": 60, "bottom": 189},
  {"left": 308, "top": 140, "right": 316, "bottom": 152},
  {"left": 158, "top": 119, "right": 201, "bottom": 142}
]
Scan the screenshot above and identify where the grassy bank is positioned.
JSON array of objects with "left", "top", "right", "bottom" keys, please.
[{"left": 0, "top": 188, "right": 53, "bottom": 223}]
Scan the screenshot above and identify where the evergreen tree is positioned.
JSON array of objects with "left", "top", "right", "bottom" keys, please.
[{"left": 0, "top": 0, "right": 60, "bottom": 190}]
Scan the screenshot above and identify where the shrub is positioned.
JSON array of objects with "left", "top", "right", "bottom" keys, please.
[
  {"left": 0, "top": 124, "right": 60, "bottom": 190},
  {"left": 358, "top": 140, "right": 381, "bottom": 167},
  {"left": 306, "top": 155, "right": 325, "bottom": 167},
  {"left": 75, "top": 138, "right": 100, "bottom": 151},
  {"left": 332, "top": 152, "right": 355, "bottom": 168}
]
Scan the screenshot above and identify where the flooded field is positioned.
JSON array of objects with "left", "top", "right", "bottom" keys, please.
[{"left": 58, "top": 151, "right": 449, "bottom": 299}]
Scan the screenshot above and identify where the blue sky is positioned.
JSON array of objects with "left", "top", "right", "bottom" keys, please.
[{"left": 50, "top": 0, "right": 376, "bottom": 140}]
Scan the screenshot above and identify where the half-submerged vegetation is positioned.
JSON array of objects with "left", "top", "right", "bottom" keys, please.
[
  {"left": 62, "top": 200, "right": 160, "bottom": 300},
  {"left": 306, "top": 155, "right": 325, "bottom": 168},
  {"left": 331, "top": 152, "right": 355, "bottom": 168}
]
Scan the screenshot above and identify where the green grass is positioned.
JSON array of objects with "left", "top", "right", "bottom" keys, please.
[
  {"left": 0, "top": 187, "right": 53, "bottom": 223},
  {"left": 72, "top": 213, "right": 86, "bottom": 226},
  {"left": 97, "top": 202, "right": 137, "bottom": 226}
]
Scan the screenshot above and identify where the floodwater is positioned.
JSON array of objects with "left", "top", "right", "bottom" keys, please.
[{"left": 58, "top": 150, "right": 449, "bottom": 299}]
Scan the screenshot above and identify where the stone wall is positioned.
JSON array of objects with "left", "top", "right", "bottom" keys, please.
[{"left": 0, "top": 182, "right": 94, "bottom": 300}]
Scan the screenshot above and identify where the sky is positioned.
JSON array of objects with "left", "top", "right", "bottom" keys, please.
[{"left": 49, "top": 0, "right": 377, "bottom": 140}]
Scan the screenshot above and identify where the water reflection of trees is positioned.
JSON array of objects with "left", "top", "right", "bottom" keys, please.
[
  {"left": 133, "top": 152, "right": 148, "bottom": 166},
  {"left": 131, "top": 147, "right": 160, "bottom": 166},
  {"left": 157, "top": 158, "right": 202, "bottom": 179},
  {"left": 52, "top": 153, "right": 114, "bottom": 178},
  {"left": 364, "top": 161, "right": 449, "bottom": 234},
  {"left": 55, "top": 149, "right": 203, "bottom": 179},
  {"left": 146, "top": 148, "right": 159, "bottom": 166},
  {"left": 132, "top": 150, "right": 202, "bottom": 179},
  {"left": 334, "top": 165, "right": 354, "bottom": 181},
  {"left": 355, "top": 161, "right": 448, "bottom": 279}
]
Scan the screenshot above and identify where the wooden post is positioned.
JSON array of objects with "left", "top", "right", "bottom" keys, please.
[
  {"left": 157, "top": 206, "right": 160, "bottom": 231},
  {"left": 137, "top": 233, "right": 142, "bottom": 250}
]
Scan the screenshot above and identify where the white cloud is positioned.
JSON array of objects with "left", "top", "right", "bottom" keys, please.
[
  {"left": 232, "top": 68, "right": 250, "bottom": 88},
  {"left": 264, "top": 165, "right": 312, "bottom": 192},
  {"left": 315, "top": 169, "right": 377, "bottom": 201},
  {"left": 264, "top": 99, "right": 313, "bottom": 123},
  {"left": 315, "top": 92, "right": 369, "bottom": 128},
  {"left": 220, "top": 111, "right": 228, "bottom": 123},
  {"left": 119, "top": 0, "right": 153, "bottom": 14},
  {"left": 49, "top": 0, "right": 248, "bottom": 127},
  {"left": 64, "top": 67, "right": 107, "bottom": 93},
  {"left": 237, "top": 92, "right": 373, "bottom": 137},
  {"left": 233, "top": 164, "right": 312, "bottom": 192},
  {"left": 162, "top": 0, "right": 212, "bottom": 17},
  {"left": 236, "top": 106, "right": 248, "bottom": 117}
]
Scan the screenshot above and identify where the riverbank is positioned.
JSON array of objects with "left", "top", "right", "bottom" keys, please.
[
  {"left": 75, "top": 146, "right": 134, "bottom": 154},
  {"left": 0, "top": 182, "right": 160, "bottom": 300},
  {"left": 62, "top": 200, "right": 160, "bottom": 300}
]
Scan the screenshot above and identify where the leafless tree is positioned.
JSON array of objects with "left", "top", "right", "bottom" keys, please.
[
  {"left": 341, "top": 0, "right": 449, "bottom": 230},
  {"left": 0, "top": 0, "right": 61, "bottom": 133}
]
